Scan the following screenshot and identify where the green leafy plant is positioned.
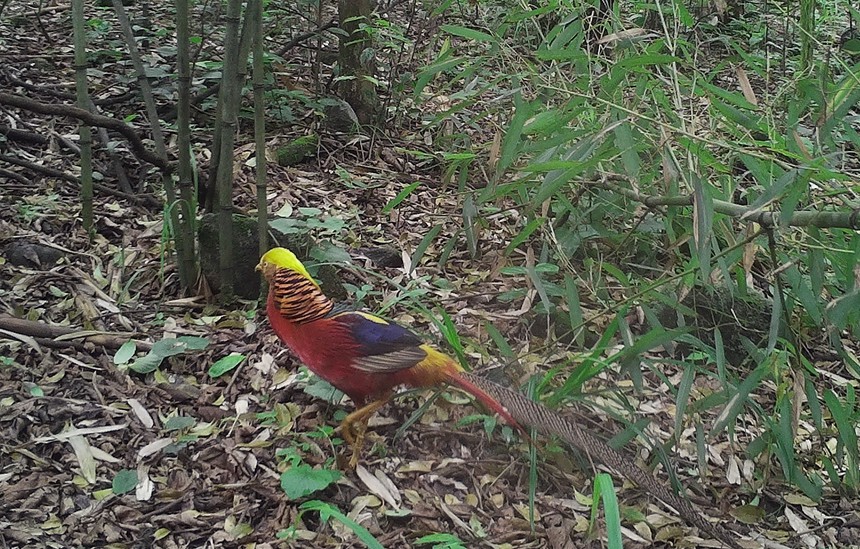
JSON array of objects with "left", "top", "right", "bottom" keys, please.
[
  {"left": 208, "top": 353, "right": 246, "bottom": 378},
  {"left": 295, "top": 500, "right": 382, "bottom": 548},
  {"left": 404, "top": 0, "right": 860, "bottom": 501},
  {"left": 111, "top": 469, "right": 138, "bottom": 495},
  {"left": 415, "top": 532, "right": 468, "bottom": 549},
  {"left": 114, "top": 336, "right": 210, "bottom": 374},
  {"left": 280, "top": 464, "right": 341, "bottom": 500}
]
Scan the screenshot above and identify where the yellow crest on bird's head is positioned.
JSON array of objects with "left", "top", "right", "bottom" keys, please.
[{"left": 256, "top": 247, "right": 316, "bottom": 284}]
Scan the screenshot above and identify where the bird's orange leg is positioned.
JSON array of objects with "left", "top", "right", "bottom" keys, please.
[{"left": 340, "top": 394, "right": 392, "bottom": 468}]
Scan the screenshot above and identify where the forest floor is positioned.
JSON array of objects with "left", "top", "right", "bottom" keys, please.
[{"left": 1, "top": 1, "right": 856, "bottom": 548}]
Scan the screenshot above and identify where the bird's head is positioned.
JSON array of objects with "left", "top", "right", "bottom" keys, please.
[{"left": 256, "top": 248, "right": 317, "bottom": 286}]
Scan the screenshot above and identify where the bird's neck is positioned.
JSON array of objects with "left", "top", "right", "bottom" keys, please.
[{"left": 268, "top": 270, "right": 334, "bottom": 324}]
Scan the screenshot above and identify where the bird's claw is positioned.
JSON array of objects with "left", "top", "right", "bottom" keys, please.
[{"left": 338, "top": 420, "right": 366, "bottom": 469}]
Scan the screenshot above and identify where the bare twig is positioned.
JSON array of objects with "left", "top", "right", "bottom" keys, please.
[
  {"left": 160, "top": 19, "right": 338, "bottom": 121},
  {"left": 595, "top": 175, "right": 860, "bottom": 230}
]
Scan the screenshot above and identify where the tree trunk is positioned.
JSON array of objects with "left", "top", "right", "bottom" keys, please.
[{"left": 337, "top": 0, "right": 377, "bottom": 124}]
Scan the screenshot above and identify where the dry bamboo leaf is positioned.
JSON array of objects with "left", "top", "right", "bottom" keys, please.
[
  {"left": 597, "top": 27, "right": 654, "bottom": 45},
  {"left": 488, "top": 130, "right": 502, "bottom": 174},
  {"left": 136, "top": 465, "right": 153, "bottom": 501},
  {"left": 374, "top": 469, "right": 402, "bottom": 507},
  {"left": 726, "top": 454, "right": 741, "bottom": 485},
  {"left": 735, "top": 66, "right": 757, "bottom": 105},
  {"left": 397, "top": 460, "right": 433, "bottom": 473},
  {"left": 0, "top": 328, "right": 43, "bottom": 354},
  {"left": 90, "top": 446, "right": 121, "bottom": 463},
  {"left": 67, "top": 435, "right": 97, "bottom": 484},
  {"left": 784, "top": 506, "right": 820, "bottom": 546},
  {"left": 438, "top": 500, "right": 473, "bottom": 533},
  {"left": 138, "top": 438, "right": 172, "bottom": 459},
  {"left": 742, "top": 225, "right": 759, "bottom": 297},
  {"left": 33, "top": 423, "right": 127, "bottom": 443},
  {"left": 356, "top": 465, "right": 400, "bottom": 509},
  {"left": 127, "top": 398, "right": 154, "bottom": 428}
]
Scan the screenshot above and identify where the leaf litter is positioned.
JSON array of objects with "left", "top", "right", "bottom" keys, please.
[{"left": 1, "top": 0, "right": 848, "bottom": 547}]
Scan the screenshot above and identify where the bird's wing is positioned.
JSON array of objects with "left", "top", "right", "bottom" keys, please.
[{"left": 329, "top": 311, "right": 428, "bottom": 373}]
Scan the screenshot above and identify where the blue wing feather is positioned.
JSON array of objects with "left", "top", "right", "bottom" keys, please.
[{"left": 330, "top": 311, "right": 426, "bottom": 372}]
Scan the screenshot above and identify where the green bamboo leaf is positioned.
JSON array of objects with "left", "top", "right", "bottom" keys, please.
[
  {"left": 821, "top": 74, "right": 860, "bottom": 138},
  {"left": 548, "top": 316, "right": 620, "bottom": 406},
  {"left": 526, "top": 376, "right": 539, "bottom": 529},
  {"left": 805, "top": 375, "right": 823, "bottom": 429},
  {"left": 414, "top": 56, "right": 464, "bottom": 98},
  {"left": 415, "top": 533, "right": 467, "bottom": 547},
  {"left": 714, "top": 328, "right": 727, "bottom": 381},
  {"left": 532, "top": 136, "right": 602, "bottom": 205},
  {"left": 300, "top": 500, "right": 383, "bottom": 549},
  {"left": 785, "top": 265, "right": 822, "bottom": 325},
  {"left": 519, "top": 160, "right": 583, "bottom": 173},
  {"left": 440, "top": 24, "right": 497, "bottom": 43},
  {"left": 824, "top": 389, "right": 860, "bottom": 456},
  {"left": 525, "top": 258, "right": 553, "bottom": 314},
  {"left": 825, "top": 289, "right": 860, "bottom": 330},
  {"left": 711, "top": 363, "right": 770, "bottom": 436},
  {"left": 739, "top": 153, "right": 774, "bottom": 187},
  {"left": 497, "top": 83, "right": 529, "bottom": 176},
  {"left": 409, "top": 224, "right": 443, "bottom": 274},
  {"left": 618, "top": 328, "right": 685, "bottom": 386},
  {"left": 709, "top": 98, "right": 764, "bottom": 134},
  {"left": 774, "top": 398, "right": 797, "bottom": 481},
  {"left": 382, "top": 181, "right": 421, "bottom": 214},
  {"left": 127, "top": 353, "right": 164, "bottom": 374},
  {"left": 510, "top": 0, "right": 559, "bottom": 21},
  {"left": 675, "top": 365, "right": 696, "bottom": 441},
  {"left": 484, "top": 321, "right": 514, "bottom": 358},
  {"left": 591, "top": 474, "right": 623, "bottom": 549},
  {"left": 535, "top": 49, "right": 588, "bottom": 61},
  {"left": 766, "top": 287, "right": 782, "bottom": 355},
  {"left": 523, "top": 108, "right": 576, "bottom": 136},
  {"left": 437, "top": 308, "right": 466, "bottom": 367},
  {"left": 745, "top": 168, "right": 798, "bottom": 214},
  {"left": 616, "top": 53, "right": 679, "bottom": 69},
  {"left": 505, "top": 217, "right": 545, "bottom": 255},
  {"left": 564, "top": 275, "right": 584, "bottom": 346},
  {"left": 438, "top": 232, "right": 459, "bottom": 268},
  {"left": 696, "top": 79, "right": 759, "bottom": 109},
  {"left": 691, "top": 174, "right": 713, "bottom": 280},
  {"left": 600, "top": 261, "right": 630, "bottom": 286},
  {"left": 613, "top": 120, "right": 639, "bottom": 179}
]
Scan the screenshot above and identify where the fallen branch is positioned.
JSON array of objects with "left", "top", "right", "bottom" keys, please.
[
  {"left": 0, "top": 315, "right": 152, "bottom": 352},
  {"left": 0, "top": 91, "right": 169, "bottom": 172},
  {"left": 0, "top": 154, "right": 160, "bottom": 207},
  {"left": 1, "top": 70, "right": 136, "bottom": 107}
]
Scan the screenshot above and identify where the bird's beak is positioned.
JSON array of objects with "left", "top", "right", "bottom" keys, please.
[{"left": 255, "top": 261, "right": 263, "bottom": 272}]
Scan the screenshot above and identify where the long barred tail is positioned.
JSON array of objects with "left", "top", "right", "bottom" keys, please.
[
  {"left": 456, "top": 372, "right": 744, "bottom": 549},
  {"left": 445, "top": 370, "right": 527, "bottom": 437}
]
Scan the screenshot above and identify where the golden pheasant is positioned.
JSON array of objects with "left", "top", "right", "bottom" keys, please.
[
  {"left": 256, "top": 247, "right": 522, "bottom": 467},
  {"left": 256, "top": 247, "right": 743, "bottom": 549}
]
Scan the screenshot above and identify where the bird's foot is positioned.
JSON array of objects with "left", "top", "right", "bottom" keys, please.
[{"left": 337, "top": 418, "right": 367, "bottom": 469}]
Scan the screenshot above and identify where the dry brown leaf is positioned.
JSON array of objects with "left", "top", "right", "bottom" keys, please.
[{"left": 735, "top": 66, "right": 758, "bottom": 105}]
